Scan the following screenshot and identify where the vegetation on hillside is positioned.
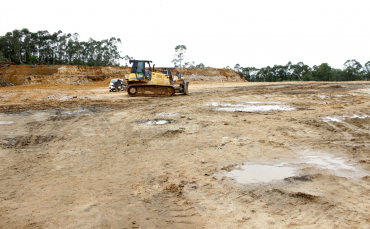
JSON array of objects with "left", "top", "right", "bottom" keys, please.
[{"left": 0, "top": 29, "right": 123, "bottom": 66}]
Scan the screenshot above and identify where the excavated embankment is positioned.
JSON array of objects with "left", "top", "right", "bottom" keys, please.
[{"left": 0, "top": 65, "right": 245, "bottom": 85}]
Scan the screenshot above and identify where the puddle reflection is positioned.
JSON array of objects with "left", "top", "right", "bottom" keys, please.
[
  {"left": 206, "top": 102, "right": 294, "bottom": 112},
  {"left": 219, "top": 164, "right": 295, "bottom": 184},
  {"left": 138, "top": 119, "right": 173, "bottom": 125},
  {"left": 0, "top": 121, "right": 14, "bottom": 125}
]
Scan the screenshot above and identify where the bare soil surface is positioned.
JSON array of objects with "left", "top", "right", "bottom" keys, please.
[{"left": 1, "top": 81, "right": 370, "bottom": 228}]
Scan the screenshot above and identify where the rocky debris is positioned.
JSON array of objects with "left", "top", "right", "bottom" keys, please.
[
  {"left": 288, "top": 192, "right": 319, "bottom": 201},
  {"left": 0, "top": 81, "right": 14, "bottom": 87},
  {"left": 163, "top": 129, "right": 184, "bottom": 137},
  {"left": 284, "top": 175, "right": 314, "bottom": 182},
  {"left": 164, "top": 183, "right": 184, "bottom": 196}
]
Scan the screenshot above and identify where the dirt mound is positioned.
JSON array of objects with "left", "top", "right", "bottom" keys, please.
[
  {"left": 0, "top": 65, "right": 245, "bottom": 85},
  {"left": 0, "top": 65, "right": 131, "bottom": 85},
  {"left": 173, "top": 67, "right": 244, "bottom": 82}
]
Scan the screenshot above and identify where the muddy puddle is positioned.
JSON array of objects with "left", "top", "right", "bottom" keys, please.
[
  {"left": 218, "top": 150, "right": 367, "bottom": 184},
  {"left": 137, "top": 119, "right": 174, "bottom": 125},
  {"left": 218, "top": 164, "right": 296, "bottom": 184},
  {"left": 297, "top": 150, "right": 368, "bottom": 178},
  {"left": 305, "top": 155, "right": 354, "bottom": 170},
  {"left": 41, "top": 95, "right": 105, "bottom": 101},
  {"left": 0, "top": 121, "right": 14, "bottom": 125},
  {"left": 322, "top": 114, "right": 369, "bottom": 123},
  {"left": 322, "top": 116, "right": 342, "bottom": 122},
  {"left": 155, "top": 112, "right": 178, "bottom": 117},
  {"left": 0, "top": 111, "right": 51, "bottom": 123},
  {"left": 60, "top": 107, "right": 93, "bottom": 115},
  {"left": 206, "top": 102, "right": 294, "bottom": 112},
  {"left": 0, "top": 107, "right": 98, "bottom": 124}
]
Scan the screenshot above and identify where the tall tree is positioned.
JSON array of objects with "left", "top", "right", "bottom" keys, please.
[
  {"left": 173, "top": 45, "right": 186, "bottom": 68},
  {"left": 241, "top": 67, "right": 259, "bottom": 82},
  {"left": 234, "top": 63, "right": 241, "bottom": 72},
  {"left": 364, "top": 61, "right": 370, "bottom": 80},
  {"left": 312, "top": 63, "right": 333, "bottom": 81},
  {"left": 343, "top": 59, "right": 363, "bottom": 81}
]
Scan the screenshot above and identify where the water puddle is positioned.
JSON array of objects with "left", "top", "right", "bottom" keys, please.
[
  {"left": 42, "top": 95, "right": 102, "bottom": 101},
  {"left": 0, "top": 111, "right": 50, "bottom": 123},
  {"left": 206, "top": 102, "right": 294, "bottom": 112},
  {"left": 323, "top": 114, "right": 369, "bottom": 123},
  {"left": 0, "top": 121, "right": 14, "bottom": 125},
  {"left": 137, "top": 119, "right": 174, "bottom": 125},
  {"left": 349, "top": 114, "right": 369, "bottom": 119},
  {"left": 218, "top": 150, "right": 365, "bottom": 184},
  {"left": 0, "top": 107, "right": 96, "bottom": 126},
  {"left": 156, "top": 112, "right": 178, "bottom": 117},
  {"left": 323, "top": 116, "right": 342, "bottom": 122},
  {"left": 305, "top": 155, "right": 354, "bottom": 170},
  {"left": 60, "top": 108, "right": 92, "bottom": 115},
  {"left": 219, "top": 164, "right": 295, "bottom": 184},
  {"left": 298, "top": 150, "right": 367, "bottom": 178}
]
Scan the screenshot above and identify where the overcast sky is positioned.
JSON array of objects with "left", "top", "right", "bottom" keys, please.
[{"left": 1, "top": 0, "right": 369, "bottom": 69}]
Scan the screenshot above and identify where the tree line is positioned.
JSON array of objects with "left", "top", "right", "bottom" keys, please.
[
  {"left": 0, "top": 28, "right": 123, "bottom": 66},
  {"left": 171, "top": 45, "right": 369, "bottom": 81},
  {"left": 233, "top": 60, "right": 370, "bottom": 82}
]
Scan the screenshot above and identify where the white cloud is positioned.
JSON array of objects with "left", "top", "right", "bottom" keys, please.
[{"left": 1, "top": 0, "right": 369, "bottom": 69}]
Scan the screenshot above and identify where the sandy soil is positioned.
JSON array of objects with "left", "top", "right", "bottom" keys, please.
[{"left": 0, "top": 81, "right": 370, "bottom": 228}]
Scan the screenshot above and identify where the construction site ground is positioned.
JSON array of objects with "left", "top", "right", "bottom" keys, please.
[{"left": 0, "top": 81, "right": 369, "bottom": 228}]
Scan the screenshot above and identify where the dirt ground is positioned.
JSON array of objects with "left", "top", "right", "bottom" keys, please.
[{"left": 0, "top": 81, "right": 369, "bottom": 228}]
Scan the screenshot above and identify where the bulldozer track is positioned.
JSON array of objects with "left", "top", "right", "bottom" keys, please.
[{"left": 127, "top": 85, "right": 176, "bottom": 97}]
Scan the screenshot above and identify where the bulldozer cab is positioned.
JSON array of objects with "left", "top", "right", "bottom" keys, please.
[{"left": 129, "top": 60, "right": 152, "bottom": 81}]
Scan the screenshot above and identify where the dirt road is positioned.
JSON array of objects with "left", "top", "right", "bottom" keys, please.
[{"left": 1, "top": 82, "right": 369, "bottom": 228}]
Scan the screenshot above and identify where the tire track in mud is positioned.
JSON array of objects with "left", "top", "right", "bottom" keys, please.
[
  {"left": 192, "top": 86, "right": 370, "bottom": 227},
  {"left": 1, "top": 82, "right": 370, "bottom": 228},
  {"left": 143, "top": 187, "right": 205, "bottom": 228},
  {"left": 0, "top": 112, "right": 83, "bottom": 228},
  {"left": 184, "top": 171, "right": 370, "bottom": 228},
  {"left": 49, "top": 101, "right": 206, "bottom": 228},
  {"left": 122, "top": 100, "right": 207, "bottom": 228},
  {"left": 253, "top": 184, "right": 370, "bottom": 228}
]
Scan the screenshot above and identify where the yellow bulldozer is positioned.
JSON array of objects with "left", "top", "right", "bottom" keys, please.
[{"left": 126, "top": 60, "right": 189, "bottom": 97}]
